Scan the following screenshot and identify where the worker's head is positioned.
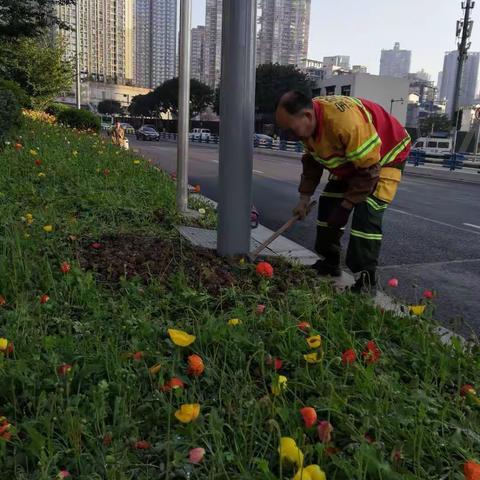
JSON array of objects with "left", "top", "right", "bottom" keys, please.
[
  {"left": 115, "top": 121, "right": 121, "bottom": 128},
  {"left": 275, "top": 91, "right": 316, "bottom": 141}
]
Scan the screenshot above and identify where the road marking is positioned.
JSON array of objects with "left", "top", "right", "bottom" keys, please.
[
  {"left": 463, "top": 223, "right": 480, "bottom": 230},
  {"left": 389, "top": 207, "right": 480, "bottom": 236},
  {"left": 377, "top": 258, "right": 480, "bottom": 270}
]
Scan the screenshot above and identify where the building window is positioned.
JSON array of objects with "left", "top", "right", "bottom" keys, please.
[
  {"left": 341, "top": 85, "right": 351, "bottom": 96},
  {"left": 325, "top": 86, "right": 336, "bottom": 96}
]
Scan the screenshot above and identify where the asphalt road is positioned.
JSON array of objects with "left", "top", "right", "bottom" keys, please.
[{"left": 130, "top": 138, "right": 480, "bottom": 335}]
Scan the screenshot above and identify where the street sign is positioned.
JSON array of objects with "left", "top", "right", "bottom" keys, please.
[{"left": 475, "top": 108, "right": 480, "bottom": 120}]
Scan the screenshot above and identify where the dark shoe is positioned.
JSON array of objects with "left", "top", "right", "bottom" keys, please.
[
  {"left": 311, "top": 259, "right": 342, "bottom": 277},
  {"left": 349, "top": 271, "right": 377, "bottom": 295}
]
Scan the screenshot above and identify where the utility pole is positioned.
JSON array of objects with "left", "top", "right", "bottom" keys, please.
[
  {"left": 75, "top": 1, "right": 81, "bottom": 110},
  {"left": 451, "top": 0, "right": 475, "bottom": 123},
  {"left": 177, "top": 0, "right": 192, "bottom": 214},
  {"left": 217, "top": 0, "right": 257, "bottom": 256}
]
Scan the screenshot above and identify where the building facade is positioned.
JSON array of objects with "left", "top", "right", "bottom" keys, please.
[
  {"left": 204, "top": 0, "right": 223, "bottom": 88},
  {"left": 312, "top": 73, "right": 409, "bottom": 125},
  {"left": 135, "top": 0, "right": 177, "bottom": 89},
  {"left": 191, "top": 26, "right": 206, "bottom": 82},
  {"left": 323, "top": 55, "right": 350, "bottom": 70},
  {"left": 256, "top": 0, "right": 311, "bottom": 69},
  {"left": 56, "top": 0, "right": 135, "bottom": 85},
  {"left": 439, "top": 50, "right": 480, "bottom": 117},
  {"left": 379, "top": 42, "right": 411, "bottom": 78}
]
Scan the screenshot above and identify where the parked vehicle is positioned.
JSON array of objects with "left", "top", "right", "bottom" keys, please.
[
  {"left": 136, "top": 125, "right": 160, "bottom": 141},
  {"left": 190, "top": 128, "right": 211, "bottom": 141},
  {"left": 120, "top": 123, "right": 135, "bottom": 134},
  {"left": 412, "top": 137, "right": 452, "bottom": 156},
  {"left": 254, "top": 133, "right": 274, "bottom": 147}
]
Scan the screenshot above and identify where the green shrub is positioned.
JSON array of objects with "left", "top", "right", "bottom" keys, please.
[
  {"left": 57, "top": 108, "right": 101, "bottom": 132},
  {"left": 45, "top": 102, "right": 73, "bottom": 117},
  {"left": 0, "top": 79, "right": 30, "bottom": 108},
  {"left": 0, "top": 88, "right": 22, "bottom": 145}
]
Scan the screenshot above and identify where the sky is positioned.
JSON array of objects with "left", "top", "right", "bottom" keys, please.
[{"left": 191, "top": 0, "right": 480, "bottom": 83}]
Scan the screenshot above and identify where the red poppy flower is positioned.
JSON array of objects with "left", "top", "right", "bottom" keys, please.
[
  {"left": 193, "top": 185, "right": 201, "bottom": 193},
  {"left": 317, "top": 420, "right": 333, "bottom": 443},
  {"left": 133, "top": 351, "right": 143, "bottom": 361},
  {"left": 342, "top": 349, "right": 357, "bottom": 366},
  {"left": 297, "top": 321, "right": 311, "bottom": 332},
  {"left": 90, "top": 242, "right": 103, "bottom": 250},
  {"left": 14, "top": 143, "right": 23, "bottom": 150},
  {"left": 161, "top": 377, "right": 185, "bottom": 392},
  {"left": 35, "top": 159, "right": 42, "bottom": 166},
  {"left": 266, "top": 356, "right": 283, "bottom": 370},
  {"left": 0, "top": 418, "right": 12, "bottom": 441},
  {"left": 300, "top": 407, "right": 317, "bottom": 428},
  {"left": 0, "top": 295, "right": 5, "bottom": 306},
  {"left": 6, "top": 342, "right": 14, "bottom": 355},
  {"left": 423, "top": 289, "right": 434, "bottom": 299},
  {"left": 362, "top": 340, "right": 381, "bottom": 364},
  {"left": 256, "top": 262, "right": 273, "bottom": 278},
  {"left": 387, "top": 278, "right": 398, "bottom": 287},
  {"left": 40, "top": 294, "right": 50, "bottom": 304},
  {"left": 465, "top": 461, "right": 480, "bottom": 480},
  {"left": 57, "top": 363, "right": 72, "bottom": 376},
  {"left": 133, "top": 440, "right": 151, "bottom": 449},
  {"left": 60, "top": 262, "right": 71, "bottom": 273},
  {"left": 103, "top": 168, "right": 110, "bottom": 176},
  {"left": 256, "top": 304, "right": 266, "bottom": 315},
  {"left": 187, "top": 354, "right": 205, "bottom": 376},
  {"left": 325, "top": 446, "right": 340, "bottom": 456},
  {"left": 364, "top": 433, "right": 375, "bottom": 443},
  {"left": 460, "top": 384, "right": 476, "bottom": 397},
  {"left": 102, "top": 433, "right": 112, "bottom": 446}
]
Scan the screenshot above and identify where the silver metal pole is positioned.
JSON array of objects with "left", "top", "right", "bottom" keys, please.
[
  {"left": 75, "top": 2, "right": 81, "bottom": 110},
  {"left": 217, "top": 0, "right": 257, "bottom": 256},
  {"left": 176, "top": 0, "right": 192, "bottom": 213}
]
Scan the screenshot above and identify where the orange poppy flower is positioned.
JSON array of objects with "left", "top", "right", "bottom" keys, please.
[
  {"left": 464, "top": 461, "right": 480, "bottom": 480},
  {"left": 300, "top": 407, "right": 317, "bottom": 428},
  {"left": 187, "top": 354, "right": 205, "bottom": 376},
  {"left": 160, "top": 377, "right": 185, "bottom": 392}
]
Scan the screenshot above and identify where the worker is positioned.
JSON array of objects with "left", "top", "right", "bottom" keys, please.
[
  {"left": 111, "top": 121, "right": 126, "bottom": 148},
  {"left": 275, "top": 91, "right": 411, "bottom": 293}
]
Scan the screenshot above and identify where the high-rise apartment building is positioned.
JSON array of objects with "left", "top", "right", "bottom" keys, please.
[
  {"left": 256, "top": 0, "right": 311, "bottom": 69},
  {"left": 439, "top": 50, "right": 480, "bottom": 117},
  {"left": 204, "top": 0, "right": 223, "bottom": 89},
  {"left": 135, "top": 0, "right": 177, "bottom": 89},
  {"left": 56, "top": 0, "right": 135, "bottom": 85},
  {"left": 191, "top": 26, "right": 206, "bottom": 82},
  {"left": 379, "top": 42, "right": 411, "bottom": 78},
  {"left": 323, "top": 56, "right": 350, "bottom": 70}
]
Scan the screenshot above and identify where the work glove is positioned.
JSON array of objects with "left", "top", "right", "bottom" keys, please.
[
  {"left": 327, "top": 205, "right": 352, "bottom": 228},
  {"left": 293, "top": 195, "right": 311, "bottom": 220}
]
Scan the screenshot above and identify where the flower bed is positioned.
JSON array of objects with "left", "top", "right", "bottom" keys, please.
[{"left": 1, "top": 118, "right": 480, "bottom": 479}]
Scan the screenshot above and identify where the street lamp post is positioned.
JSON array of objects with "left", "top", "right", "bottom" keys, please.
[
  {"left": 75, "top": 2, "right": 81, "bottom": 110},
  {"left": 390, "top": 98, "right": 404, "bottom": 115}
]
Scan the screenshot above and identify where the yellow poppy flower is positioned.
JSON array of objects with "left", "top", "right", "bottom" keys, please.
[
  {"left": 133, "top": 160, "right": 140, "bottom": 165},
  {"left": 409, "top": 305, "right": 426, "bottom": 316},
  {"left": 278, "top": 437, "right": 304, "bottom": 467},
  {"left": 174, "top": 403, "right": 200, "bottom": 423},
  {"left": 168, "top": 328, "right": 196, "bottom": 347},
  {"left": 303, "top": 352, "right": 322, "bottom": 364},
  {"left": 149, "top": 363, "right": 162, "bottom": 375},
  {"left": 306, "top": 335, "right": 321, "bottom": 349},
  {"left": 228, "top": 318, "right": 241, "bottom": 326},
  {"left": 25, "top": 213, "right": 33, "bottom": 224},
  {"left": 30, "top": 149, "right": 38, "bottom": 156},
  {"left": 271, "top": 375, "right": 288, "bottom": 395},
  {"left": 293, "top": 465, "right": 327, "bottom": 480},
  {"left": 0, "top": 338, "right": 8, "bottom": 351},
  {"left": 38, "top": 172, "right": 46, "bottom": 178},
  {"left": 43, "top": 225, "right": 53, "bottom": 233}
]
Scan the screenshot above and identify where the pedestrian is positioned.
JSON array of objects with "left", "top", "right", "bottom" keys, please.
[
  {"left": 275, "top": 91, "right": 411, "bottom": 294},
  {"left": 111, "top": 121, "right": 126, "bottom": 148}
]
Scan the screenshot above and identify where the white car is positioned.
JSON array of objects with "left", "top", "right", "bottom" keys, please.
[
  {"left": 411, "top": 137, "right": 452, "bottom": 157},
  {"left": 190, "top": 128, "right": 211, "bottom": 141}
]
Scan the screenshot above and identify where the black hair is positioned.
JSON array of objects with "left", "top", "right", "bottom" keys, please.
[{"left": 276, "top": 90, "right": 313, "bottom": 114}]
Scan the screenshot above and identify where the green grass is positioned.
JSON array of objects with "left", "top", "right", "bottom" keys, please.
[{"left": 0, "top": 117, "right": 479, "bottom": 479}]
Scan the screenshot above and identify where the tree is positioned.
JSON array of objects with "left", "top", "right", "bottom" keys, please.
[
  {"left": 0, "top": 0, "right": 76, "bottom": 40},
  {"left": 128, "top": 78, "right": 214, "bottom": 118},
  {"left": 214, "top": 63, "right": 312, "bottom": 115},
  {"left": 98, "top": 99, "right": 123, "bottom": 115},
  {"left": 1, "top": 37, "right": 73, "bottom": 110},
  {"left": 418, "top": 114, "right": 451, "bottom": 137}
]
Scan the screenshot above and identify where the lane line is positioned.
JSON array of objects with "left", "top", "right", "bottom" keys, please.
[
  {"left": 463, "top": 223, "right": 480, "bottom": 230},
  {"left": 377, "top": 258, "right": 480, "bottom": 270},
  {"left": 389, "top": 207, "right": 480, "bottom": 236}
]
